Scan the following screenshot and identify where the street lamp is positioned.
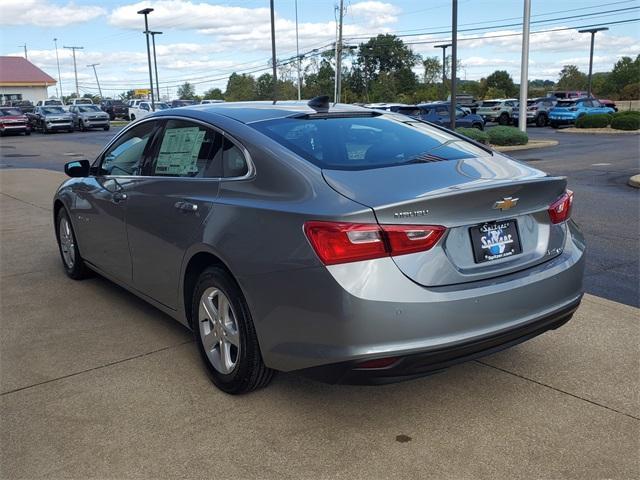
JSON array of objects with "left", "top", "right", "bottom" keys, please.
[
  {"left": 578, "top": 27, "right": 608, "bottom": 98},
  {"left": 149, "top": 31, "right": 163, "bottom": 101},
  {"left": 434, "top": 43, "right": 452, "bottom": 99},
  {"left": 137, "top": 7, "right": 155, "bottom": 110}
]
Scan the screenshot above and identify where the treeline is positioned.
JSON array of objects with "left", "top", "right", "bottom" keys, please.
[{"left": 163, "top": 34, "right": 640, "bottom": 103}]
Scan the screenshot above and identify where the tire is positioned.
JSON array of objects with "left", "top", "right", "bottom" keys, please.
[
  {"left": 129, "top": 114, "right": 135, "bottom": 122},
  {"left": 24, "top": 130, "right": 31, "bottom": 136},
  {"left": 550, "top": 121, "right": 559, "bottom": 129},
  {"left": 498, "top": 112, "right": 509, "bottom": 125},
  {"left": 472, "top": 122, "right": 483, "bottom": 130},
  {"left": 536, "top": 114, "right": 547, "bottom": 127},
  {"left": 55, "top": 208, "right": 91, "bottom": 280},
  {"left": 103, "top": 125, "right": 110, "bottom": 131},
  {"left": 192, "top": 266, "right": 274, "bottom": 394}
]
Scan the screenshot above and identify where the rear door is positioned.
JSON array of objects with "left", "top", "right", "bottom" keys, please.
[{"left": 125, "top": 118, "right": 250, "bottom": 309}]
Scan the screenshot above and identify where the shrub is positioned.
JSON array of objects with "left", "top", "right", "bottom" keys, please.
[
  {"left": 611, "top": 114, "right": 640, "bottom": 131},
  {"left": 613, "top": 110, "right": 640, "bottom": 119},
  {"left": 487, "top": 126, "right": 528, "bottom": 146},
  {"left": 620, "top": 83, "right": 640, "bottom": 100},
  {"left": 456, "top": 127, "right": 489, "bottom": 144},
  {"left": 575, "top": 113, "right": 612, "bottom": 128}
]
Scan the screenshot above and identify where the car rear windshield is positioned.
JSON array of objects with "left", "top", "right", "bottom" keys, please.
[
  {"left": 480, "top": 101, "right": 500, "bottom": 107},
  {"left": 251, "top": 114, "right": 487, "bottom": 171},
  {"left": 78, "top": 106, "right": 101, "bottom": 112},
  {"left": 44, "top": 100, "right": 63, "bottom": 105},
  {"left": 42, "top": 107, "right": 65, "bottom": 114}
]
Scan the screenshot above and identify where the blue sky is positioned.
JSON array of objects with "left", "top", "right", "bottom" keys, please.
[{"left": 1, "top": 0, "right": 639, "bottom": 98}]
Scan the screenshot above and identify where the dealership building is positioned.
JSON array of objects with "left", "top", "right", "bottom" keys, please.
[{"left": 0, "top": 56, "right": 57, "bottom": 104}]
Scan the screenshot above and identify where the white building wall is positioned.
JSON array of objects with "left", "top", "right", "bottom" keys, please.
[{"left": 0, "top": 86, "right": 49, "bottom": 103}]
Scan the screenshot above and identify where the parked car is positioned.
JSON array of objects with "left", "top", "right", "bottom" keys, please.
[
  {"left": 548, "top": 90, "right": 587, "bottom": 100},
  {"left": 69, "top": 105, "right": 110, "bottom": 131},
  {"left": 5, "top": 100, "right": 34, "bottom": 114},
  {"left": 548, "top": 98, "right": 615, "bottom": 128},
  {"left": 36, "top": 99, "right": 64, "bottom": 107},
  {"left": 415, "top": 103, "right": 485, "bottom": 129},
  {"left": 0, "top": 107, "right": 31, "bottom": 136},
  {"left": 476, "top": 99, "right": 517, "bottom": 125},
  {"left": 53, "top": 99, "right": 585, "bottom": 394},
  {"left": 67, "top": 98, "right": 94, "bottom": 106},
  {"left": 448, "top": 93, "right": 481, "bottom": 114},
  {"left": 200, "top": 99, "right": 225, "bottom": 104},
  {"left": 511, "top": 97, "right": 557, "bottom": 127},
  {"left": 597, "top": 99, "right": 618, "bottom": 112},
  {"left": 100, "top": 99, "right": 129, "bottom": 120},
  {"left": 128, "top": 101, "right": 170, "bottom": 122},
  {"left": 170, "top": 99, "right": 197, "bottom": 108},
  {"left": 27, "top": 106, "right": 74, "bottom": 133}
]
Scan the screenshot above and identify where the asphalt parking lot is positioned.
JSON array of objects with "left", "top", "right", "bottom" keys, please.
[{"left": 1, "top": 129, "right": 639, "bottom": 478}]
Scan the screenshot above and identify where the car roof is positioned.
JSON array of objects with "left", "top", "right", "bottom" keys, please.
[{"left": 167, "top": 100, "right": 369, "bottom": 124}]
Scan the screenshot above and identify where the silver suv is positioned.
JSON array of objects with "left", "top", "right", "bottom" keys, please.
[
  {"left": 512, "top": 98, "right": 557, "bottom": 127},
  {"left": 476, "top": 99, "right": 518, "bottom": 125}
]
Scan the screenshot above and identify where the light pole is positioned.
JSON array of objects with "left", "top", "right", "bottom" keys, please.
[
  {"left": 270, "top": 0, "right": 277, "bottom": 103},
  {"left": 54, "top": 38, "right": 63, "bottom": 98},
  {"left": 149, "top": 31, "right": 163, "bottom": 101},
  {"left": 334, "top": 0, "right": 344, "bottom": 104},
  {"left": 295, "top": 0, "right": 301, "bottom": 100},
  {"left": 434, "top": 43, "right": 451, "bottom": 99},
  {"left": 137, "top": 7, "right": 155, "bottom": 110},
  {"left": 63, "top": 45, "right": 83, "bottom": 97},
  {"left": 518, "top": 0, "right": 531, "bottom": 133},
  {"left": 87, "top": 63, "right": 102, "bottom": 98},
  {"left": 450, "top": 0, "right": 458, "bottom": 131},
  {"left": 579, "top": 27, "right": 608, "bottom": 98}
]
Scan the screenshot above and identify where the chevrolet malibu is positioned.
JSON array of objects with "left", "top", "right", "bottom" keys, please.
[{"left": 54, "top": 99, "right": 585, "bottom": 394}]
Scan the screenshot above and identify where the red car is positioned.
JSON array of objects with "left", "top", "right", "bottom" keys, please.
[{"left": 0, "top": 107, "right": 31, "bottom": 136}]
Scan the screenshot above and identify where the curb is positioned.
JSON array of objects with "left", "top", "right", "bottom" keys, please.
[
  {"left": 556, "top": 127, "right": 640, "bottom": 135},
  {"left": 629, "top": 175, "right": 640, "bottom": 189},
  {"left": 493, "top": 140, "right": 558, "bottom": 152}
]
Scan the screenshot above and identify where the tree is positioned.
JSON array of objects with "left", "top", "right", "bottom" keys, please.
[
  {"left": 485, "top": 70, "right": 517, "bottom": 97},
  {"left": 556, "top": 65, "right": 587, "bottom": 90},
  {"left": 601, "top": 55, "right": 640, "bottom": 98},
  {"left": 177, "top": 82, "right": 197, "bottom": 100},
  {"left": 255, "top": 73, "right": 274, "bottom": 100},
  {"left": 203, "top": 87, "right": 224, "bottom": 100},
  {"left": 423, "top": 56, "right": 442, "bottom": 84},
  {"left": 302, "top": 58, "right": 335, "bottom": 98},
  {"left": 225, "top": 73, "right": 256, "bottom": 101},
  {"left": 484, "top": 87, "right": 507, "bottom": 99}
]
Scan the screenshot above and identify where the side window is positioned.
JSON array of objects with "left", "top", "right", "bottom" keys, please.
[
  {"left": 591, "top": 100, "right": 601, "bottom": 107},
  {"left": 100, "top": 121, "right": 158, "bottom": 176},
  {"left": 222, "top": 138, "right": 249, "bottom": 177},
  {"left": 436, "top": 106, "right": 448, "bottom": 116},
  {"left": 147, "top": 119, "right": 223, "bottom": 178}
]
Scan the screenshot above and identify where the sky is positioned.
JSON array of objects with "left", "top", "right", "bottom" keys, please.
[{"left": 1, "top": 0, "right": 639, "bottom": 99}]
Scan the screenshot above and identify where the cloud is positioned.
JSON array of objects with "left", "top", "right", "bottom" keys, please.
[
  {"left": 0, "top": 0, "right": 105, "bottom": 27},
  {"left": 348, "top": 1, "right": 399, "bottom": 27}
]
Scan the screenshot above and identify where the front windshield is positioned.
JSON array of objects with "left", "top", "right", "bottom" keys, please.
[
  {"left": 42, "top": 107, "right": 66, "bottom": 114},
  {"left": 156, "top": 103, "right": 170, "bottom": 110},
  {"left": 78, "top": 106, "right": 101, "bottom": 112},
  {"left": 0, "top": 108, "right": 22, "bottom": 116},
  {"left": 251, "top": 114, "right": 488, "bottom": 171}
]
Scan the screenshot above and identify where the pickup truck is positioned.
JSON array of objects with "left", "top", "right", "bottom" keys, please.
[
  {"left": 69, "top": 104, "right": 110, "bottom": 131},
  {"left": 128, "top": 101, "right": 170, "bottom": 121},
  {"left": 0, "top": 107, "right": 31, "bottom": 136},
  {"left": 26, "top": 106, "right": 74, "bottom": 133},
  {"left": 100, "top": 99, "right": 129, "bottom": 120}
]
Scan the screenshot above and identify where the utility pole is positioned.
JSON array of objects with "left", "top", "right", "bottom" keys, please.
[
  {"left": 295, "top": 0, "right": 301, "bottom": 100},
  {"left": 19, "top": 44, "right": 27, "bottom": 59},
  {"left": 449, "top": 0, "right": 457, "bottom": 130},
  {"left": 87, "top": 63, "right": 102, "bottom": 98},
  {"left": 137, "top": 8, "right": 155, "bottom": 110},
  {"left": 54, "top": 38, "right": 63, "bottom": 98},
  {"left": 270, "top": 0, "right": 278, "bottom": 103},
  {"left": 579, "top": 27, "right": 608, "bottom": 97},
  {"left": 434, "top": 43, "right": 451, "bottom": 99},
  {"left": 335, "top": 0, "right": 345, "bottom": 103},
  {"left": 518, "top": 0, "right": 531, "bottom": 133},
  {"left": 64, "top": 46, "right": 83, "bottom": 97},
  {"left": 149, "top": 31, "right": 163, "bottom": 101}
]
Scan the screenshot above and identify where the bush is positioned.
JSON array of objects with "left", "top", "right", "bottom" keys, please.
[
  {"left": 487, "top": 126, "right": 528, "bottom": 146},
  {"left": 456, "top": 127, "right": 489, "bottom": 144},
  {"left": 575, "top": 113, "right": 612, "bottom": 128},
  {"left": 611, "top": 114, "right": 640, "bottom": 131},
  {"left": 613, "top": 110, "right": 640, "bottom": 119}
]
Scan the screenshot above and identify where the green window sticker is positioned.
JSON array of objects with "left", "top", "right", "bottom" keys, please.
[{"left": 155, "top": 127, "right": 206, "bottom": 176}]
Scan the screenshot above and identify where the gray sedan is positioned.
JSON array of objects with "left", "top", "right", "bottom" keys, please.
[
  {"left": 69, "top": 105, "right": 110, "bottom": 131},
  {"left": 54, "top": 98, "right": 585, "bottom": 394}
]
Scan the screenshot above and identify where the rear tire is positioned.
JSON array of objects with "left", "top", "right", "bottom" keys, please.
[
  {"left": 472, "top": 122, "right": 483, "bottom": 130},
  {"left": 498, "top": 112, "right": 509, "bottom": 125},
  {"left": 55, "top": 208, "right": 91, "bottom": 280},
  {"left": 536, "top": 114, "right": 547, "bottom": 127},
  {"left": 192, "top": 266, "right": 274, "bottom": 394}
]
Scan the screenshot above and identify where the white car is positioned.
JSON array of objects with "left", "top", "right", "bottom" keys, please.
[
  {"left": 128, "top": 101, "right": 170, "bottom": 122},
  {"left": 36, "top": 99, "right": 64, "bottom": 107},
  {"left": 200, "top": 99, "right": 224, "bottom": 104}
]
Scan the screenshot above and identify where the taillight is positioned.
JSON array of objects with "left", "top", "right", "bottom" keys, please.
[
  {"left": 304, "top": 221, "right": 445, "bottom": 265},
  {"left": 548, "top": 190, "right": 573, "bottom": 224}
]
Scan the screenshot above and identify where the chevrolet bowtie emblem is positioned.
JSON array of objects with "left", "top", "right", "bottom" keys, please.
[{"left": 493, "top": 196, "right": 519, "bottom": 210}]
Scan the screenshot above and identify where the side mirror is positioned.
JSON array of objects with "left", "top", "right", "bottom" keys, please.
[{"left": 64, "top": 159, "right": 91, "bottom": 178}]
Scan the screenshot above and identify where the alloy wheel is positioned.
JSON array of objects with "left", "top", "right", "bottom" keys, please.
[
  {"left": 198, "top": 288, "right": 240, "bottom": 375},
  {"left": 58, "top": 216, "right": 76, "bottom": 268}
]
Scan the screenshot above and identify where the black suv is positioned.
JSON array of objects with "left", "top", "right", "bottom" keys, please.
[{"left": 100, "top": 99, "right": 128, "bottom": 120}]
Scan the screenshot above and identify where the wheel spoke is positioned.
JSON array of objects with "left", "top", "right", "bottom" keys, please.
[
  {"left": 218, "top": 294, "right": 229, "bottom": 324},
  {"left": 222, "top": 323, "right": 240, "bottom": 347},
  {"left": 201, "top": 294, "right": 218, "bottom": 323},
  {"left": 219, "top": 339, "right": 231, "bottom": 373},
  {"left": 201, "top": 326, "right": 218, "bottom": 352}
]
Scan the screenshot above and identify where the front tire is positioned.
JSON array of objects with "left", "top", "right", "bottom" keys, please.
[
  {"left": 536, "top": 114, "right": 547, "bottom": 127},
  {"left": 472, "top": 122, "right": 483, "bottom": 130},
  {"left": 103, "top": 125, "right": 110, "bottom": 131},
  {"left": 498, "top": 112, "right": 509, "bottom": 125},
  {"left": 192, "top": 266, "right": 274, "bottom": 394},
  {"left": 55, "top": 208, "right": 91, "bottom": 280}
]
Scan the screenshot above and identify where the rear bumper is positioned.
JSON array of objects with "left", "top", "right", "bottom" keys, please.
[
  {"left": 299, "top": 296, "right": 580, "bottom": 384},
  {"left": 242, "top": 221, "right": 586, "bottom": 376}
]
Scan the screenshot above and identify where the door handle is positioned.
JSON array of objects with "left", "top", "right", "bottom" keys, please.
[
  {"left": 112, "top": 191, "right": 127, "bottom": 203},
  {"left": 174, "top": 201, "right": 198, "bottom": 212}
]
